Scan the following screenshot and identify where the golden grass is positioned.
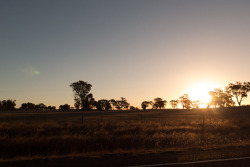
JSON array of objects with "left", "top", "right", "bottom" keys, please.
[{"left": 0, "top": 108, "right": 250, "bottom": 160}]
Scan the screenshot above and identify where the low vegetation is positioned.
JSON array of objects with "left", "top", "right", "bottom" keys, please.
[{"left": 0, "top": 107, "right": 250, "bottom": 160}]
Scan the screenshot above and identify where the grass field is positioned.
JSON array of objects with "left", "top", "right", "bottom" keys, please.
[{"left": 0, "top": 107, "right": 250, "bottom": 161}]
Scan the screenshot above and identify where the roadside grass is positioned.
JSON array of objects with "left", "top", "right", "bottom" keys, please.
[{"left": 0, "top": 108, "right": 250, "bottom": 160}]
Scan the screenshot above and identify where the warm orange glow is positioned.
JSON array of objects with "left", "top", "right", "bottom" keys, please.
[{"left": 187, "top": 81, "right": 218, "bottom": 108}]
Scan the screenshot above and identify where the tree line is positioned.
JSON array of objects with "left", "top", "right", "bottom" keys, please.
[
  {"left": 0, "top": 100, "right": 16, "bottom": 111},
  {"left": 0, "top": 101, "right": 57, "bottom": 111},
  {"left": 1, "top": 81, "right": 249, "bottom": 111},
  {"left": 70, "top": 80, "right": 250, "bottom": 111}
]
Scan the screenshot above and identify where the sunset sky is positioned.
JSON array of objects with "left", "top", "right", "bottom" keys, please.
[{"left": 1, "top": 0, "right": 250, "bottom": 108}]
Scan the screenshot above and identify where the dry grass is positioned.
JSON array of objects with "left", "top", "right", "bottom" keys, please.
[{"left": 0, "top": 107, "right": 250, "bottom": 160}]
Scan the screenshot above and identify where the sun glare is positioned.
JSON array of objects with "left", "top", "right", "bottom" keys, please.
[{"left": 187, "top": 81, "right": 217, "bottom": 108}]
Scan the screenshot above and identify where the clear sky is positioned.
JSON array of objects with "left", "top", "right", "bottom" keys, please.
[{"left": 1, "top": 0, "right": 250, "bottom": 108}]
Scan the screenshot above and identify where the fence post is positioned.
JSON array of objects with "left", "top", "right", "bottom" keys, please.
[
  {"left": 203, "top": 114, "right": 205, "bottom": 130},
  {"left": 201, "top": 111, "right": 205, "bottom": 146}
]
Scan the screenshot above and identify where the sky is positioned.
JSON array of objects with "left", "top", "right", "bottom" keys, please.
[{"left": 1, "top": 0, "right": 250, "bottom": 108}]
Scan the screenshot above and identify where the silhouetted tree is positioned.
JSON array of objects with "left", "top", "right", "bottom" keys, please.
[
  {"left": 153, "top": 98, "right": 167, "bottom": 109},
  {"left": 35, "top": 103, "right": 47, "bottom": 110},
  {"left": 47, "top": 106, "right": 56, "bottom": 110},
  {"left": 110, "top": 97, "right": 130, "bottom": 110},
  {"left": 70, "top": 80, "right": 93, "bottom": 110},
  {"left": 170, "top": 100, "right": 178, "bottom": 109},
  {"left": 129, "top": 106, "right": 139, "bottom": 110},
  {"left": 20, "top": 102, "right": 36, "bottom": 110},
  {"left": 120, "top": 97, "right": 130, "bottom": 110},
  {"left": 223, "top": 91, "right": 235, "bottom": 107},
  {"left": 209, "top": 88, "right": 235, "bottom": 107},
  {"left": 226, "top": 81, "right": 250, "bottom": 106},
  {"left": 141, "top": 101, "right": 151, "bottom": 110},
  {"left": 95, "top": 99, "right": 111, "bottom": 111},
  {"left": 192, "top": 100, "right": 201, "bottom": 109},
  {"left": 94, "top": 101, "right": 101, "bottom": 110},
  {"left": 130, "top": 106, "right": 136, "bottom": 110},
  {"left": 149, "top": 101, "right": 154, "bottom": 109},
  {"left": 59, "top": 104, "right": 70, "bottom": 110},
  {"left": 0, "top": 100, "right": 16, "bottom": 110},
  {"left": 74, "top": 96, "right": 81, "bottom": 110},
  {"left": 179, "top": 94, "right": 192, "bottom": 109},
  {"left": 84, "top": 93, "right": 95, "bottom": 110},
  {"left": 110, "top": 99, "right": 116, "bottom": 110}
]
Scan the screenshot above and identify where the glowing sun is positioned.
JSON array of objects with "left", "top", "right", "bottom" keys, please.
[{"left": 187, "top": 81, "right": 217, "bottom": 106}]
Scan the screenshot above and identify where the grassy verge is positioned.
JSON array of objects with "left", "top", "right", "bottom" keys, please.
[{"left": 0, "top": 109, "right": 250, "bottom": 161}]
